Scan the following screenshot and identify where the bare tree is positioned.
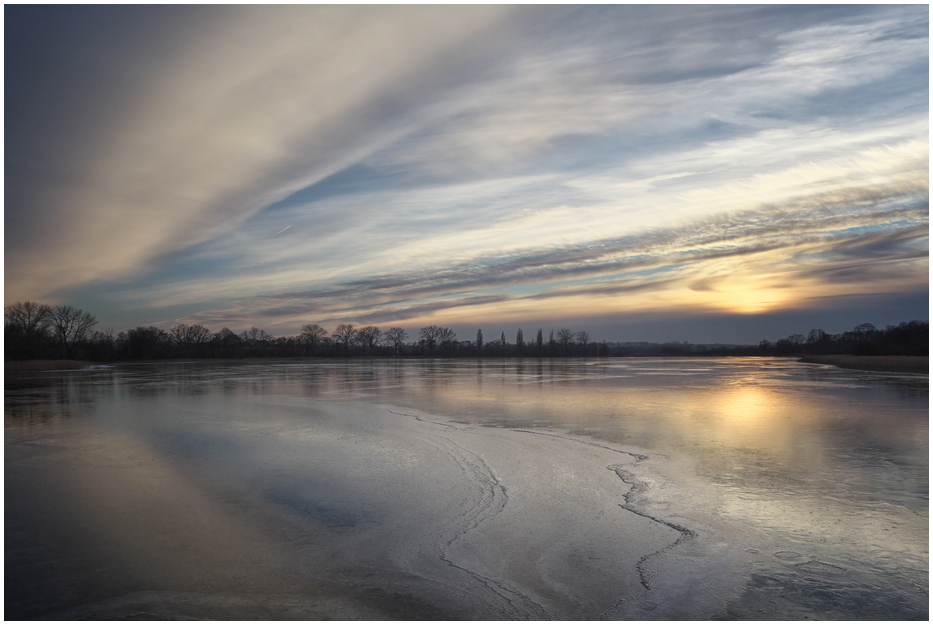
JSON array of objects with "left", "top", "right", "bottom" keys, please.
[
  {"left": 246, "top": 327, "right": 270, "bottom": 342},
  {"left": 439, "top": 327, "right": 457, "bottom": 354},
  {"left": 49, "top": 305, "right": 97, "bottom": 358},
  {"left": 357, "top": 326, "right": 382, "bottom": 355},
  {"left": 300, "top": 323, "right": 328, "bottom": 355},
  {"left": 169, "top": 323, "right": 213, "bottom": 356},
  {"left": 188, "top": 324, "right": 212, "bottom": 346},
  {"left": 333, "top": 323, "right": 357, "bottom": 356},
  {"left": 476, "top": 329, "right": 484, "bottom": 352},
  {"left": 557, "top": 328, "right": 575, "bottom": 355},
  {"left": 169, "top": 324, "right": 190, "bottom": 355},
  {"left": 576, "top": 330, "right": 591, "bottom": 355},
  {"left": 384, "top": 327, "right": 408, "bottom": 356},
  {"left": 516, "top": 328, "right": 524, "bottom": 355},
  {"left": 5, "top": 301, "right": 52, "bottom": 335},
  {"left": 169, "top": 324, "right": 189, "bottom": 346},
  {"left": 419, "top": 325, "right": 443, "bottom": 355}
]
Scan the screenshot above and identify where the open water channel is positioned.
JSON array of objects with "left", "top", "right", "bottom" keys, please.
[{"left": 5, "top": 358, "right": 928, "bottom": 619}]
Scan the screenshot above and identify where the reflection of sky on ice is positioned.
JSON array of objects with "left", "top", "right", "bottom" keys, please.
[{"left": 5, "top": 359, "right": 927, "bottom": 619}]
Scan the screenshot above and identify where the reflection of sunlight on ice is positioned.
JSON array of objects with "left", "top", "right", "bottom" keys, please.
[
  {"left": 6, "top": 359, "right": 927, "bottom": 620},
  {"left": 713, "top": 384, "right": 778, "bottom": 425},
  {"left": 696, "top": 382, "right": 832, "bottom": 472}
]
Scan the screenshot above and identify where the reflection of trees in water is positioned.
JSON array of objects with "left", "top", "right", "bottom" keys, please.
[{"left": 5, "top": 399, "right": 74, "bottom": 426}]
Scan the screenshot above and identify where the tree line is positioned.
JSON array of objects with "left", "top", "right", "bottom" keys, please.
[
  {"left": 755, "top": 321, "right": 928, "bottom": 357},
  {"left": 653, "top": 321, "right": 928, "bottom": 357},
  {"left": 4, "top": 301, "right": 927, "bottom": 362},
  {"left": 3, "top": 301, "right": 610, "bottom": 361}
]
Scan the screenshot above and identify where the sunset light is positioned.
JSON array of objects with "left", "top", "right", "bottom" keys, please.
[
  {"left": 6, "top": 7, "right": 928, "bottom": 621},
  {"left": 6, "top": 5, "right": 927, "bottom": 343}
]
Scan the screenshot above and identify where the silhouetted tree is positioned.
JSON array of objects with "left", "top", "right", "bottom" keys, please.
[
  {"left": 882, "top": 320, "right": 928, "bottom": 356},
  {"left": 5, "top": 301, "right": 54, "bottom": 359},
  {"left": 124, "top": 326, "right": 170, "bottom": 359},
  {"left": 333, "top": 324, "right": 357, "bottom": 356},
  {"left": 170, "top": 324, "right": 189, "bottom": 353},
  {"left": 476, "top": 329, "right": 484, "bottom": 352},
  {"left": 300, "top": 323, "right": 328, "bottom": 356},
  {"left": 5, "top": 301, "right": 52, "bottom": 336},
  {"left": 88, "top": 328, "right": 116, "bottom": 361},
  {"left": 188, "top": 325, "right": 212, "bottom": 354},
  {"left": 384, "top": 327, "right": 408, "bottom": 356},
  {"left": 557, "top": 328, "right": 574, "bottom": 355},
  {"left": 169, "top": 324, "right": 212, "bottom": 357},
  {"left": 357, "top": 326, "right": 382, "bottom": 355},
  {"left": 807, "top": 329, "right": 826, "bottom": 344},
  {"left": 49, "top": 305, "right": 97, "bottom": 359},
  {"left": 576, "top": 330, "right": 590, "bottom": 356},
  {"left": 501, "top": 331, "right": 507, "bottom": 356},
  {"left": 516, "top": 328, "right": 524, "bottom": 355},
  {"left": 318, "top": 336, "right": 336, "bottom": 356},
  {"left": 536, "top": 328, "right": 544, "bottom": 355},
  {"left": 419, "top": 325, "right": 442, "bottom": 355},
  {"left": 439, "top": 327, "right": 457, "bottom": 355}
]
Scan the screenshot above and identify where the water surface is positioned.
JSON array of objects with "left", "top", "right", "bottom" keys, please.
[{"left": 5, "top": 358, "right": 928, "bottom": 619}]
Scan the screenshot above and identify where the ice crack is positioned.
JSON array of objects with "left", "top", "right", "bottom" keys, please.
[
  {"left": 379, "top": 406, "right": 551, "bottom": 618},
  {"left": 610, "top": 466, "right": 696, "bottom": 592}
]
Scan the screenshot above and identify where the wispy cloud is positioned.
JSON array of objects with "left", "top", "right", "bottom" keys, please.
[
  {"left": 177, "top": 182, "right": 927, "bottom": 329},
  {"left": 5, "top": 6, "right": 512, "bottom": 300},
  {"left": 5, "top": 6, "right": 927, "bottom": 337}
]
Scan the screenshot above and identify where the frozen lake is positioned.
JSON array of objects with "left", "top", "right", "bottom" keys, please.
[{"left": 5, "top": 358, "right": 928, "bottom": 619}]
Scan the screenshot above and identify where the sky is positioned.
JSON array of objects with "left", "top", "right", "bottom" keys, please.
[{"left": 5, "top": 5, "right": 929, "bottom": 344}]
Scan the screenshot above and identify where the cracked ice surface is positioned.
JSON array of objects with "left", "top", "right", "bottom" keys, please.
[
  {"left": 6, "top": 384, "right": 686, "bottom": 619},
  {"left": 5, "top": 358, "right": 928, "bottom": 620}
]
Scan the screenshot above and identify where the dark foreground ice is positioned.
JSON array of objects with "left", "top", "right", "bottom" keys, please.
[{"left": 5, "top": 358, "right": 928, "bottom": 619}]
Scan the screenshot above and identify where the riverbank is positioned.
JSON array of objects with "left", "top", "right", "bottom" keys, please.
[
  {"left": 5, "top": 360, "right": 97, "bottom": 375},
  {"left": 799, "top": 355, "right": 928, "bottom": 374}
]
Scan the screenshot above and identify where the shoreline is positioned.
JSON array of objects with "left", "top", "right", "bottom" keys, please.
[
  {"left": 8, "top": 355, "right": 929, "bottom": 377},
  {"left": 799, "top": 355, "right": 928, "bottom": 375},
  {"left": 5, "top": 360, "right": 97, "bottom": 375}
]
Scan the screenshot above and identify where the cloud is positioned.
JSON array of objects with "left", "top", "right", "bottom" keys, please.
[
  {"left": 5, "top": 6, "right": 927, "bottom": 337},
  {"left": 5, "top": 6, "right": 513, "bottom": 302},
  {"left": 176, "top": 186, "right": 927, "bottom": 330}
]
